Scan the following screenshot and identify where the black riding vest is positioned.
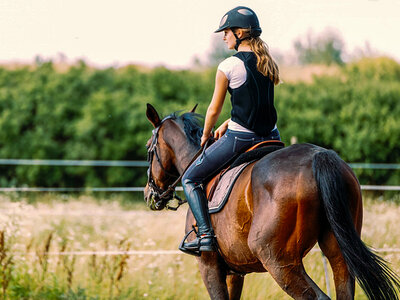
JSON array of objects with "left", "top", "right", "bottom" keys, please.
[{"left": 228, "top": 52, "right": 277, "bottom": 136}]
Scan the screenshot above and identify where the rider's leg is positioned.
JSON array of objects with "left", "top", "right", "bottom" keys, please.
[
  {"left": 182, "top": 178, "right": 216, "bottom": 251},
  {"left": 181, "top": 130, "right": 260, "bottom": 252}
]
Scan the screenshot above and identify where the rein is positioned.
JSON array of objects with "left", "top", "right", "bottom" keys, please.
[{"left": 147, "top": 117, "right": 209, "bottom": 210}]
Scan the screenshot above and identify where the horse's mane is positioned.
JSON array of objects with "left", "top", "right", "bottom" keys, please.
[{"left": 167, "top": 111, "right": 203, "bottom": 147}]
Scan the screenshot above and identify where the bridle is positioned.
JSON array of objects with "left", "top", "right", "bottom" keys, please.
[{"left": 146, "top": 117, "right": 208, "bottom": 211}]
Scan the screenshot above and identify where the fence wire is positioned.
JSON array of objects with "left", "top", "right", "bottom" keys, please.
[{"left": 1, "top": 159, "right": 400, "bottom": 169}]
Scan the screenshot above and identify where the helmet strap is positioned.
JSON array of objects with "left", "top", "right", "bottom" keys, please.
[{"left": 233, "top": 31, "right": 250, "bottom": 51}]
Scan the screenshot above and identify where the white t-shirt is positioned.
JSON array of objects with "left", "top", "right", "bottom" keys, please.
[{"left": 218, "top": 56, "right": 247, "bottom": 89}]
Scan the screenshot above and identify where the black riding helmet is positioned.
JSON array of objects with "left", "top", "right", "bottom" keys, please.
[{"left": 215, "top": 6, "right": 262, "bottom": 50}]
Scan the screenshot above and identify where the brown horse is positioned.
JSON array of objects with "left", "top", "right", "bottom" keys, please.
[{"left": 143, "top": 103, "right": 400, "bottom": 300}]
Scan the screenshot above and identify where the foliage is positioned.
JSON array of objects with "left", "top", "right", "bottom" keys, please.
[
  {"left": 0, "top": 61, "right": 213, "bottom": 188},
  {"left": 0, "top": 57, "right": 399, "bottom": 188},
  {"left": 276, "top": 57, "right": 400, "bottom": 185}
]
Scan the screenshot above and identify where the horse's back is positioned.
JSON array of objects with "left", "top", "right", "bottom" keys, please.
[{"left": 252, "top": 143, "right": 321, "bottom": 178}]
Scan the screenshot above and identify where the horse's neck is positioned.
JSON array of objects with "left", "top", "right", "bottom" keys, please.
[
  {"left": 168, "top": 134, "right": 199, "bottom": 175},
  {"left": 174, "top": 142, "right": 199, "bottom": 175},
  {"left": 162, "top": 119, "right": 201, "bottom": 175}
]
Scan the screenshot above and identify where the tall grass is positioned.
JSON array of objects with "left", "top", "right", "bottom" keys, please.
[{"left": 0, "top": 194, "right": 399, "bottom": 299}]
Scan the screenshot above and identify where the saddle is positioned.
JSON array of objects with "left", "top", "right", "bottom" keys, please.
[{"left": 205, "top": 140, "right": 284, "bottom": 214}]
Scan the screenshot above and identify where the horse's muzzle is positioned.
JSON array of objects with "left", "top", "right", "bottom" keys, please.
[{"left": 144, "top": 184, "right": 165, "bottom": 210}]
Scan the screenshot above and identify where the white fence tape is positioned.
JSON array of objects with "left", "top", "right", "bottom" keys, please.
[
  {"left": 0, "top": 187, "right": 184, "bottom": 192},
  {"left": 0, "top": 159, "right": 148, "bottom": 167},
  {"left": 13, "top": 248, "right": 400, "bottom": 256},
  {"left": 0, "top": 186, "right": 398, "bottom": 192},
  {"left": 0, "top": 187, "right": 147, "bottom": 192},
  {"left": 360, "top": 185, "right": 400, "bottom": 191}
]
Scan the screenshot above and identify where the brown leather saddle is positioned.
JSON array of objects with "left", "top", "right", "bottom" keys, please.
[{"left": 205, "top": 140, "right": 284, "bottom": 213}]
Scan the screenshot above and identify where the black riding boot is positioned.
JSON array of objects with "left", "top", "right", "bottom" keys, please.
[{"left": 182, "top": 179, "right": 216, "bottom": 252}]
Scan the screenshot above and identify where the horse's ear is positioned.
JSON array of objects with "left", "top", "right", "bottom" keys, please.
[
  {"left": 146, "top": 103, "right": 161, "bottom": 128},
  {"left": 190, "top": 104, "right": 198, "bottom": 113}
]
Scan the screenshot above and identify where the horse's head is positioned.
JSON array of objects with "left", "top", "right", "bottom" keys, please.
[
  {"left": 144, "top": 103, "right": 202, "bottom": 210},
  {"left": 144, "top": 104, "right": 178, "bottom": 210}
]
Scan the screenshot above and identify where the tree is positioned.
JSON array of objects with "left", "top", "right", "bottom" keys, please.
[
  {"left": 294, "top": 28, "right": 345, "bottom": 65},
  {"left": 207, "top": 35, "right": 235, "bottom": 66}
]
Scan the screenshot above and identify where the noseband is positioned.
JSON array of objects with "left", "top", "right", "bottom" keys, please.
[{"left": 146, "top": 117, "right": 209, "bottom": 210}]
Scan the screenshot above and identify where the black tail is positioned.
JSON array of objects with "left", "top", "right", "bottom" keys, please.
[{"left": 312, "top": 150, "right": 400, "bottom": 300}]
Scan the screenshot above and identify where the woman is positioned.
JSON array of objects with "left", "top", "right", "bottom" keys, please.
[{"left": 181, "top": 6, "right": 281, "bottom": 253}]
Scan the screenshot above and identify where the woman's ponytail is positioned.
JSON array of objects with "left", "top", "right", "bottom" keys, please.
[
  {"left": 237, "top": 28, "right": 280, "bottom": 85},
  {"left": 249, "top": 37, "right": 280, "bottom": 85}
]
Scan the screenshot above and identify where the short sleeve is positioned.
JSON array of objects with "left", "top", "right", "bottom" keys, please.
[
  {"left": 218, "top": 57, "right": 235, "bottom": 81},
  {"left": 217, "top": 56, "right": 246, "bottom": 89}
]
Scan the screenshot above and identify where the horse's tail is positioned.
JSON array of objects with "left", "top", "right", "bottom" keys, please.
[{"left": 312, "top": 149, "right": 400, "bottom": 300}]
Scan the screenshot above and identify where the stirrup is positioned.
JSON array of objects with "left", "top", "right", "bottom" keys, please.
[
  {"left": 179, "top": 226, "right": 201, "bottom": 256},
  {"left": 179, "top": 226, "right": 216, "bottom": 256}
]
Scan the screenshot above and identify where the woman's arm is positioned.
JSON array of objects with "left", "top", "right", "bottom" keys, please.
[{"left": 201, "top": 70, "right": 228, "bottom": 146}]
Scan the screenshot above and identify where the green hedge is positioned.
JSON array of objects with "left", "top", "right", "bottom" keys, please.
[{"left": 0, "top": 57, "right": 399, "bottom": 188}]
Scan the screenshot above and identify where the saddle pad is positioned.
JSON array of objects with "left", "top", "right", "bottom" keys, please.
[{"left": 208, "top": 161, "right": 253, "bottom": 214}]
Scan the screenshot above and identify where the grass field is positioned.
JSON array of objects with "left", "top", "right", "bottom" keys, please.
[{"left": 0, "top": 193, "right": 399, "bottom": 299}]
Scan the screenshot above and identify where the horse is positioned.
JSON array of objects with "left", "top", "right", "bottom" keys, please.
[{"left": 143, "top": 103, "right": 400, "bottom": 300}]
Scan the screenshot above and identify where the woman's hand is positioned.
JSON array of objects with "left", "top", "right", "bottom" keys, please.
[
  {"left": 214, "top": 119, "right": 230, "bottom": 140},
  {"left": 200, "top": 133, "right": 213, "bottom": 148}
]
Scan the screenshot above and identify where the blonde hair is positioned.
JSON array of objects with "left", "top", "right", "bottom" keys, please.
[{"left": 235, "top": 28, "right": 280, "bottom": 85}]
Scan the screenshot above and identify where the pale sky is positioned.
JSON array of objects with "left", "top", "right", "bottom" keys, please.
[{"left": 1, "top": 0, "right": 399, "bottom": 68}]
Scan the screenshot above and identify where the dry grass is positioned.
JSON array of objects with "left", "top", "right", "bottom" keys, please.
[
  {"left": 280, "top": 64, "right": 341, "bottom": 83},
  {"left": 0, "top": 194, "right": 399, "bottom": 299}
]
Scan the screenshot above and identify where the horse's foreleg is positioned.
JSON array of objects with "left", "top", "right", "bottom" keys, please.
[
  {"left": 197, "top": 252, "right": 229, "bottom": 300},
  {"left": 318, "top": 230, "right": 355, "bottom": 300},
  {"left": 226, "top": 274, "right": 244, "bottom": 300}
]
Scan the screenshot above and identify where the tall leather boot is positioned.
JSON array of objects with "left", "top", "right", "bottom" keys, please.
[{"left": 182, "top": 179, "right": 216, "bottom": 252}]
